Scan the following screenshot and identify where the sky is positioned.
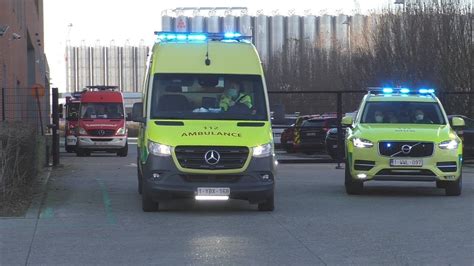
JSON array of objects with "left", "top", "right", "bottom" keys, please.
[{"left": 44, "top": 0, "right": 389, "bottom": 91}]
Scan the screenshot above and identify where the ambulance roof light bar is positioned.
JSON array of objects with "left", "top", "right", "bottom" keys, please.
[{"left": 154, "top": 31, "right": 252, "bottom": 42}]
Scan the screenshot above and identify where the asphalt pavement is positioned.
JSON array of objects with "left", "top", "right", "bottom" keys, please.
[{"left": 1, "top": 142, "right": 473, "bottom": 265}]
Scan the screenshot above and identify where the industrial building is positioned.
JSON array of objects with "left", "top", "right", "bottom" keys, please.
[
  {"left": 65, "top": 41, "right": 149, "bottom": 93},
  {"left": 0, "top": 0, "right": 50, "bottom": 125}
]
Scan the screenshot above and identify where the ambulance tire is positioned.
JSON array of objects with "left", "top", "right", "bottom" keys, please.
[
  {"left": 117, "top": 142, "right": 128, "bottom": 157},
  {"left": 445, "top": 174, "right": 462, "bottom": 196},
  {"left": 345, "top": 161, "right": 363, "bottom": 195},
  {"left": 142, "top": 185, "right": 159, "bottom": 212},
  {"left": 65, "top": 146, "right": 74, "bottom": 153},
  {"left": 258, "top": 191, "right": 274, "bottom": 211}
]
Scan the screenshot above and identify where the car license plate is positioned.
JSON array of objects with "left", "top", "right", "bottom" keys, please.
[
  {"left": 307, "top": 133, "right": 316, "bottom": 136},
  {"left": 197, "top": 187, "right": 230, "bottom": 196},
  {"left": 94, "top": 141, "right": 107, "bottom": 145},
  {"left": 332, "top": 145, "right": 338, "bottom": 148},
  {"left": 390, "top": 159, "right": 423, "bottom": 167}
]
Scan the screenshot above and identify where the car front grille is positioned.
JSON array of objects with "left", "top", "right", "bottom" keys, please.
[
  {"left": 174, "top": 146, "right": 249, "bottom": 170},
  {"left": 379, "top": 141, "right": 434, "bottom": 157},
  {"left": 88, "top": 129, "right": 115, "bottom": 137}
]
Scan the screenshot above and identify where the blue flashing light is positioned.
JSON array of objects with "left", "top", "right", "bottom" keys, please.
[
  {"left": 387, "top": 143, "right": 392, "bottom": 148},
  {"left": 176, "top": 34, "right": 187, "bottom": 41},
  {"left": 382, "top": 88, "right": 393, "bottom": 94},
  {"left": 419, "top": 88, "right": 435, "bottom": 94},
  {"left": 224, "top": 32, "right": 242, "bottom": 38},
  {"left": 400, "top": 88, "right": 410, "bottom": 94},
  {"left": 188, "top": 34, "right": 207, "bottom": 41}
]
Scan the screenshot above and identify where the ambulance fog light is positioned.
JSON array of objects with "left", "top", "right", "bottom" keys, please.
[
  {"left": 261, "top": 174, "right": 270, "bottom": 180},
  {"left": 357, "top": 173, "right": 368, "bottom": 179}
]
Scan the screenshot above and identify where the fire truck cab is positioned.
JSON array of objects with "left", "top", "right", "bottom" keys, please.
[
  {"left": 64, "top": 92, "right": 81, "bottom": 153},
  {"left": 76, "top": 86, "right": 128, "bottom": 157}
]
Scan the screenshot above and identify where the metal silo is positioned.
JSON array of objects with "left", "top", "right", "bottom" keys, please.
[
  {"left": 287, "top": 11, "right": 301, "bottom": 52},
  {"left": 122, "top": 41, "right": 134, "bottom": 92},
  {"left": 223, "top": 9, "right": 236, "bottom": 33},
  {"left": 207, "top": 10, "right": 220, "bottom": 33},
  {"left": 175, "top": 14, "right": 188, "bottom": 32},
  {"left": 161, "top": 10, "right": 173, "bottom": 31},
  {"left": 335, "top": 14, "right": 349, "bottom": 51},
  {"left": 137, "top": 40, "right": 148, "bottom": 93},
  {"left": 92, "top": 41, "right": 105, "bottom": 85},
  {"left": 238, "top": 10, "right": 252, "bottom": 36},
  {"left": 191, "top": 9, "right": 205, "bottom": 32},
  {"left": 255, "top": 11, "right": 269, "bottom": 64},
  {"left": 303, "top": 12, "right": 317, "bottom": 49},
  {"left": 77, "top": 41, "right": 91, "bottom": 90},
  {"left": 351, "top": 14, "right": 366, "bottom": 50},
  {"left": 319, "top": 15, "right": 333, "bottom": 51},
  {"left": 65, "top": 42, "right": 77, "bottom": 92},
  {"left": 270, "top": 12, "right": 284, "bottom": 55},
  {"left": 106, "top": 41, "right": 121, "bottom": 88}
]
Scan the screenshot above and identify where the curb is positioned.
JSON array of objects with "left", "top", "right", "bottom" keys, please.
[{"left": 25, "top": 168, "right": 52, "bottom": 219}]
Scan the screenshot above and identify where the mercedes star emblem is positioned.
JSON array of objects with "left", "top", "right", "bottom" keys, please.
[
  {"left": 98, "top": 130, "right": 105, "bottom": 136},
  {"left": 204, "top": 150, "right": 220, "bottom": 165}
]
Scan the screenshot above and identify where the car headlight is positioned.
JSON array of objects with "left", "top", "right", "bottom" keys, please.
[
  {"left": 148, "top": 140, "right": 171, "bottom": 156},
  {"left": 77, "top": 127, "right": 87, "bottom": 135},
  {"left": 116, "top": 127, "right": 127, "bottom": 135},
  {"left": 252, "top": 143, "right": 273, "bottom": 158},
  {"left": 439, "top": 140, "right": 459, "bottom": 150},
  {"left": 352, "top": 138, "right": 374, "bottom": 148}
]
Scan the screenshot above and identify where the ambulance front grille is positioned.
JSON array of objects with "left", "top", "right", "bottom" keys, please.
[{"left": 174, "top": 146, "right": 249, "bottom": 170}]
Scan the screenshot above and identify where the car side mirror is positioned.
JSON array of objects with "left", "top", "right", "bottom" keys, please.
[
  {"left": 341, "top": 116, "right": 353, "bottom": 126},
  {"left": 132, "top": 102, "right": 145, "bottom": 123},
  {"left": 126, "top": 112, "right": 132, "bottom": 122},
  {"left": 451, "top": 117, "right": 465, "bottom": 128}
]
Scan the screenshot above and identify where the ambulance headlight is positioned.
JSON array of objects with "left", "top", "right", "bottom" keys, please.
[
  {"left": 352, "top": 138, "right": 374, "bottom": 148},
  {"left": 252, "top": 143, "right": 273, "bottom": 158},
  {"left": 148, "top": 140, "right": 171, "bottom": 156},
  {"left": 439, "top": 140, "right": 459, "bottom": 150},
  {"left": 116, "top": 127, "right": 127, "bottom": 135}
]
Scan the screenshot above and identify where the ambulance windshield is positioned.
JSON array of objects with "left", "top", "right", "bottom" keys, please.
[{"left": 150, "top": 74, "right": 268, "bottom": 121}]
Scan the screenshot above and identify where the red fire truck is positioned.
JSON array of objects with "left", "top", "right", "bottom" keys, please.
[
  {"left": 64, "top": 92, "right": 81, "bottom": 153},
  {"left": 75, "top": 86, "right": 128, "bottom": 157}
]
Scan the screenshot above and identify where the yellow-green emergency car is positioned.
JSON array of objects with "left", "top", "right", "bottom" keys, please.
[
  {"left": 132, "top": 32, "right": 276, "bottom": 211},
  {"left": 342, "top": 88, "right": 465, "bottom": 196}
]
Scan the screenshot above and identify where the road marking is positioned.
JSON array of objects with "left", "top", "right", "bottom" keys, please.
[{"left": 95, "top": 178, "right": 117, "bottom": 225}]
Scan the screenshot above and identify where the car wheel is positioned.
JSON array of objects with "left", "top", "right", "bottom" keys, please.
[
  {"left": 345, "top": 162, "right": 363, "bottom": 195},
  {"left": 76, "top": 148, "right": 85, "bottom": 157},
  {"left": 258, "top": 191, "right": 274, "bottom": 211},
  {"left": 65, "top": 146, "right": 74, "bottom": 153},
  {"left": 445, "top": 175, "right": 462, "bottom": 196}
]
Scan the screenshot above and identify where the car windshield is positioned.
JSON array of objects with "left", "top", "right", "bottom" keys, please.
[
  {"left": 80, "top": 103, "right": 124, "bottom": 119},
  {"left": 361, "top": 102, "right": 446, "bottom": 124},
  {"left": 150, "top": 74, "right": 268, "bottom": 121}
]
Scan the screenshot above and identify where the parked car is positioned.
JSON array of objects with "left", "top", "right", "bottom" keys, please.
[
  {"left": 448, "top": 115, "right": 474, "bottom": 157},
  {"left": 271, "top": 115, "right": 298, "bottom": 148},
  {"left": 281, "top": 114, "right": 320, "bottom": 153},
  {"left": 295, "top": 116, "right": 338, "bottom": 154}
]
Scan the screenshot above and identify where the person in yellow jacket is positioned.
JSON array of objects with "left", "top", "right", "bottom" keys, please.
[{"left": 219, "top": 80, "right": 252, "bottom": 112}]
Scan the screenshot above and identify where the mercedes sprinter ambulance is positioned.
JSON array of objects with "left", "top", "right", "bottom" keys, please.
[{"left": 132, "top": 32, "right": 276, "bottom": 212}]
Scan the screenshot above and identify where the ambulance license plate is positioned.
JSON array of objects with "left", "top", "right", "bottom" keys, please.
[
  {"left": 197, "top": 187, "right": 230, "bottom": 196},
  {"left": 390, "top": 159, "right": 423, "bottom": 167}
]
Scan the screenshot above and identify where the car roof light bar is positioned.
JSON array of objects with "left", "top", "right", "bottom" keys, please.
[{"left": 367, "top": 87, "right": 435, "bottom": 96}]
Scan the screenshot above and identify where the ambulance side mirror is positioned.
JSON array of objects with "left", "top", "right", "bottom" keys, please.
[{"left": 132, "top": 102, "right": 145, "bottom": 123}]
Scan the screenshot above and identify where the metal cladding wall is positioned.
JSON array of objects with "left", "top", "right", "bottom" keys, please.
[
  {"left": 223, "top": 15, "right": 236, "bottom": 32},
  {"left": 271, "top": 15, "right": 285, "bottom": 55},
  {"left": 207, "top": 14, "right": 220, "bottom": 33},
  {"left": 65, "top": 44, "right": 76, "bottom": 92},
  {"left": 255, "top": 14, "right": 269, "bottom": 65},
  {"left": 303, "top": 15, "right": 317, "bottom": 49},
  {"left": 107, "top": 43, "right": 121, "bottom": 88},
  {"left": 335, "top": 14, "right": 349, "bottom": 51},
  {"left": 65, "top": 42, "right": 149, "bottom": 92},
  {"left": 319, "top": 15, "right": 333, "bottom": 51},
  {"left": 190, "top": 15, "right": 205, "bottom": 32},
  {"left": 238, "top": 14, "right": 253, "bottom": 37},
  {"left": 287, "top": 14, "right": 301, "bottom": 52},
  {"left": 77, "top": 43, "right": 91, "bottom": 90},
  {"left": 161, "top": 15, "right": 174, "bottom": 31},
  {"left": 351, "top": 14, "right": 367, "bottom": 49},
  {"left": 92, "top": 43, "right": 105, "bottom": 85},
  {"left": 175, "top": 15, "right": 188, "bottom": 32}
]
